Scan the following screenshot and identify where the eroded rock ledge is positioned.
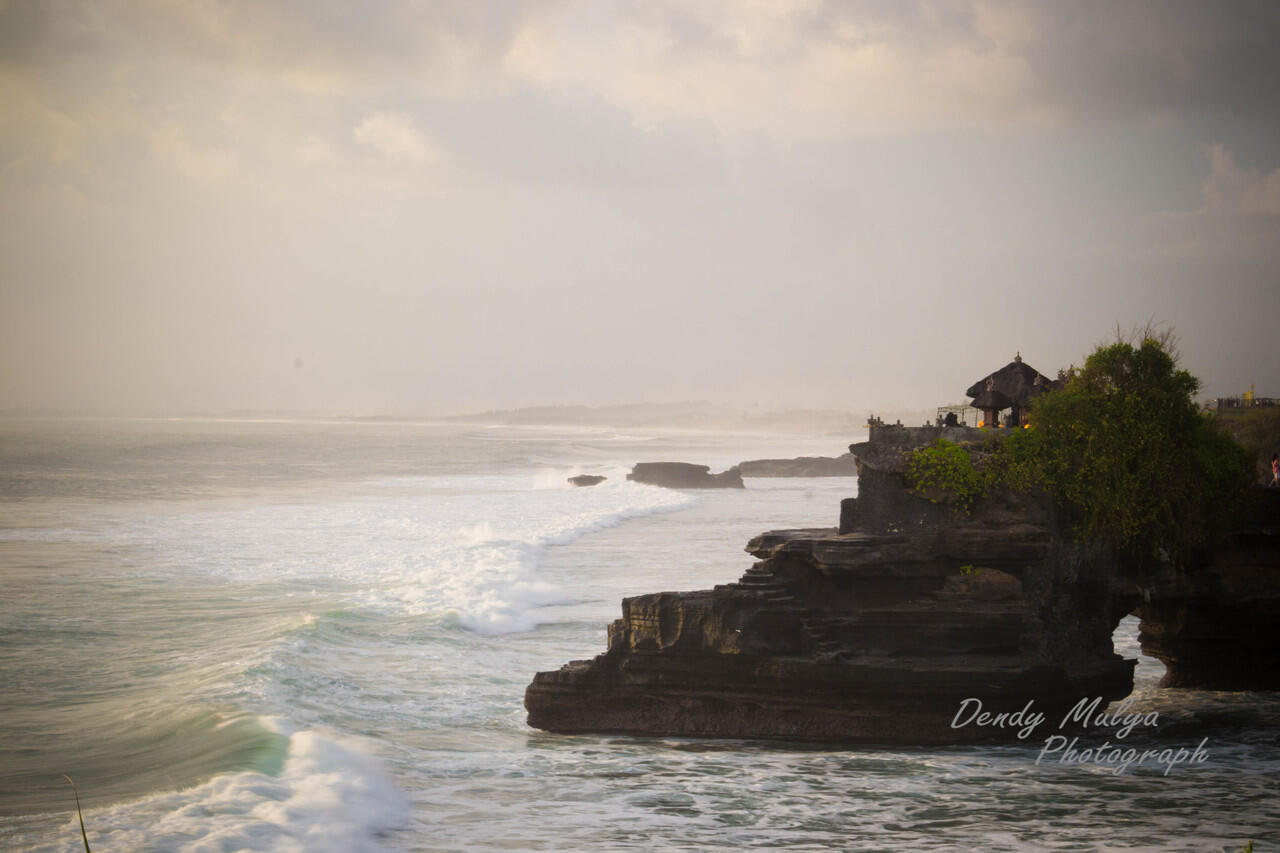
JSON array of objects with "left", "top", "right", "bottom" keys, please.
[
  {"left": 527, "top": 423, "right": 1280, "bottom": 742},
  {"left": 526, "top": 426, "right": 1136, "bottom": 743}
]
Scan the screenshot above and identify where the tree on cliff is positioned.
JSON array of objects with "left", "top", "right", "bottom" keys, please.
[{"left": 1028, "top": 330, "right": 1252, "bottom": 571}]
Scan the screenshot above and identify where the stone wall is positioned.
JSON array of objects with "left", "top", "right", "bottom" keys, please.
[{"left": 867, "top": 422, "right": 988, "bottom": 448}]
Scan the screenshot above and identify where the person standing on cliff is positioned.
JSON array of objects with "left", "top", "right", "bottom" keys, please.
[{"left": 1271, "top": 454, "right": 1279, "bottom": 487}]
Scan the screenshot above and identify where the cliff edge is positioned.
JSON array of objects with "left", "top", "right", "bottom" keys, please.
[{"left": 526, "top": 425, "right": 1139, "bottom": 743}]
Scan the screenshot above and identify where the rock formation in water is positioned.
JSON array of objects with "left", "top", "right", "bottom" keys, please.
[
  {"left": 737, "top": 454, "right": 858, "bottom": 477},
  {"left": 568, "top": 475, "right": 607, "bottom": 487},
  {"left": 626, "top": 462, "right": 744, "bottom": 489},
  {"left": 527, "top": 424, "right": 1137, "bottom": 743},
  {"left": 1135, "top": 488, "right": 1280, "bottom": 690},
  {"left": 528, "top": 423, "right": 1280, "bottom": 742}
]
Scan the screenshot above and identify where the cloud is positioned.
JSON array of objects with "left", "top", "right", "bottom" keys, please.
[
  {"left": 4, "top": 0, "right": 1278, "bottom": 197},
  {"left": 352, "top": 111, "right": 441, "bottom": 165},
  {"left": 0, "top": 73, "right": 87, "bottom": 174},
  {"left": 1017, "top": 1, "right": 1280, "bottom": 124},
  {"left": 1, "top": 1, "right": 1278, "bottom": 415},
  {"left": 501, "top": 1, "right": 1045, "bottom": 136},
  {"left": 150, "top": 124, "right": 237, "bottom": 182},
  {"left": 494, "top": 1, "right": 1280, "bottom": 137},
  {"left": 295, "top": 135, "right": 341, "bottom": 168},
  {"left": 1201, "top": 143, "right": 1280, "bottom": 216}
]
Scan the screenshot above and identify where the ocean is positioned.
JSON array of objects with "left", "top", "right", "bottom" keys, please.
[{"left": 0, "top": 418, "right": 1275, "bottom": 852}]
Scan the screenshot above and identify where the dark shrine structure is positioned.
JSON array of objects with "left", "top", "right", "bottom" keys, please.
[{"left": 966, "top": 353, "right": 1059, "bottom": 428}]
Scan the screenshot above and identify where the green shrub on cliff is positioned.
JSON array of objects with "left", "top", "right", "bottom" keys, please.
[
  {"left": 980, "top": 427, "right": 1044, "bottom": 493},
  {"left": 905, "top": 439, "right": 985, "bottom": 511},
  {"left": 1027, "top": 333, "right": 1251, "bottom": 569},
  {"left": 1212, "top": 406, "right": 1280, "bottom": 484},
  {"left": 907, "top": 431, "right": 1043, "bottom": 511},
  {"left": 907, "top": 332, "right": 1252, "bottom": 570},
  {"left": 907, "top": 428, "right": 1045, "bottom": 511}
]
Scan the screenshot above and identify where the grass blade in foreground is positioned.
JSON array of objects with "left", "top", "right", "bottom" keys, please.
[{"left": 62, "top": 775, "right": 90, "bottom": 853}]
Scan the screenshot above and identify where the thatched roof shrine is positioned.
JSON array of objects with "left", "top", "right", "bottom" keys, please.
[
  {"left": 966, "top": 353, "right": 1059, "bottom": 427},
  {"left": 966, "top": 353, "right": 1058, "bottom": 407},
  {"left": 968, "top": 386, "right": 1013, "bottom": 413}
]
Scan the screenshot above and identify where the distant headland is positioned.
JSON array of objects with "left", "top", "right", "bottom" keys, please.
[{"left": 440, "top": 402, "right": 909, "bottom": 435}]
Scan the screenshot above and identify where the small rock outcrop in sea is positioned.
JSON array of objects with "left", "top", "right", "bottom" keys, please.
[
  {"left": 526, "top": 424, "right": 1137, "bottom": 743},
  {"left": 626, "top": 462, "right": 744, "bottom": 489},
  {"left": 737, "top": 454, "right": 858, "bottom": 477},
  {"left": 568, "top": 475, "right": 607, "bottom": 487}
]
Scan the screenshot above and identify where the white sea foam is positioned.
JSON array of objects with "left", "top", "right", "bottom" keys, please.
[
  {"left": 4, "top": 472, "right": 696, "bottom": 636},
  {"left": 26, "top": 722, "right": 407, "bottom": 853},
  {"left": 377, "top": 475, "right": 697, "bottom": 633},
  {"left": 16, "top": 423, "right": 1275, "bottom": 853}
]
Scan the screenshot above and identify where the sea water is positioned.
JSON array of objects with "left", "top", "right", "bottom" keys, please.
[{"left": 0, "top": 419, "right": 1275, "bottom": 852}]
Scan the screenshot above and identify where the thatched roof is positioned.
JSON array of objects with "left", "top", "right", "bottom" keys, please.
[
  {"left": 969, "top": 387, "right": 1013, "bottom": 411},
  {"left": 965, "top": 354, "right": 1059, "bottom": 409}
]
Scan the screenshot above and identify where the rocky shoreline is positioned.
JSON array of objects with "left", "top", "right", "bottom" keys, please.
[
  {"left": 526, "top": 424, "right": 1280, "bottom": 743},
  {"left": 736, "top": 454, "right": 858, "bottom": 477},
  {"left": 615, "top": 452, "right": 857, "bottom": 492}
]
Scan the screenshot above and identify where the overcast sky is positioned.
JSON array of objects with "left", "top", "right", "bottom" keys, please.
[{"left": 2, "top": 0, "right": 1278, "bottom": 416}]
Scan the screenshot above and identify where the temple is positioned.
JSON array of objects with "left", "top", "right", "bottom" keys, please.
[{"left": 965, "top": 353, "right": 1058, "bottom": 428}]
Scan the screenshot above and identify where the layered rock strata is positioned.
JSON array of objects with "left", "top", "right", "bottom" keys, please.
[{"left": 527, "top": 426, "right": 1137, "bottom": 743}]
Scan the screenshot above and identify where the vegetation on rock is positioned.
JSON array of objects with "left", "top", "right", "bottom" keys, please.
[
  {"left": 905, "top": 438, "right": 985, "bottom": 511},
  {"left": 1028, "top": 332, "right": 1251, "bottom": 569},
  {"left": 1212, "top": 406, "right": 1280, "bottom": 484},
  {"left": 907, "top": 330, "right": 1253, "bottom": 570}
]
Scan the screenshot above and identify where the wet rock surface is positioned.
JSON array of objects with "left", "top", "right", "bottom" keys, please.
[
  {"left": 528, "top": 425, "right": 1279, "bottom": 742},
  {"left": 626, "top": 462, "right": 744, "bottom": 489},
  {"left": 528, "top": 431, "right": 1135, "bottom": 743}
]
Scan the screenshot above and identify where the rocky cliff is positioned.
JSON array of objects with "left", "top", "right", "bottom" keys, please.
[
  {"left": 1135, "top": 488, "right": 1280, "bottom": 690},
  {"left": 526, "top": 425, "right": 1138, "bottom": 743}
]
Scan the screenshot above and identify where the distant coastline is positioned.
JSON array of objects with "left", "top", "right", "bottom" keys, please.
[
  {"left": 0, "top": 401, "right": 933, "bottom": 435},
  {"left": 439, "top": 401, "right": 931, "bottom": 435}
]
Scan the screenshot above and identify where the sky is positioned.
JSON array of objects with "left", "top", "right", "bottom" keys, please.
[{"left": 1, "top": 0, "right": 1278, "bottom": 417}]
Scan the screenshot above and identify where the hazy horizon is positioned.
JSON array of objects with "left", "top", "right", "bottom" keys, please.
[
  {"left": 0, "top": 399, "right": 919, "bottom": 433},
  {"left": 3, "top": 1, "right": 1278, "bottom": 418}
]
